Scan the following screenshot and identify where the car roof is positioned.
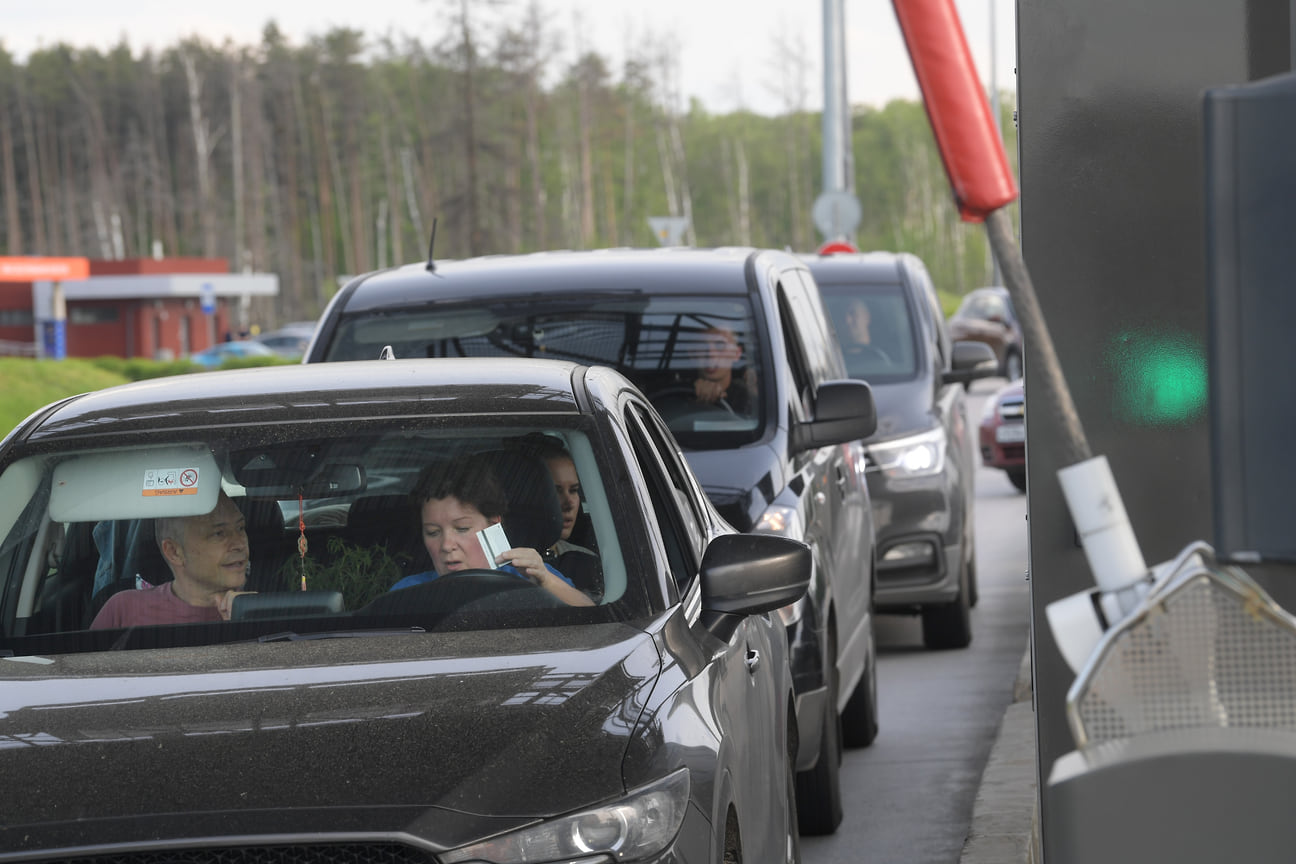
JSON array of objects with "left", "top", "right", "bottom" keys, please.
[
  {"left": 333, "top": 247, "right": 769, "bottom": 313},
  {"left": 19, "top": 358, "right": 586, "bottom": 443},
  {"left": 799, "top": 250, "right": 913, "bottom": 285}
]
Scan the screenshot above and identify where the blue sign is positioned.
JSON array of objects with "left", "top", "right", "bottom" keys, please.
[
  {"left": 200, "top": 282, "right": 216, "bottom": 315},
  {"left": 42, "top": 320, "right": 66, "bottom": 360}
]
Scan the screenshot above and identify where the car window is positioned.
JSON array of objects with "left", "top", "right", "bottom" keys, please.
[
  {"left": 817, "top": 281, "right": 920, "bottom": 382},
  {"left": 323, "top": 294, "right": 766, "bottom": 450},
  {"left": 0, "top": 418, "right": 652, "bottom": 656},
  {"left": 623, "top": 403, "right": 703, "bottom": 592}
]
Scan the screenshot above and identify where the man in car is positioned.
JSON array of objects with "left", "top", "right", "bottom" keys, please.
[
  {"left": 691, "top": 325, "right": 755, "bottom": 414},
  {"left": 839, "top": 296, "right": 892, "bottom": 372},
  {"left": 90, "top": 491, "right": 253, "bottom": 629}
]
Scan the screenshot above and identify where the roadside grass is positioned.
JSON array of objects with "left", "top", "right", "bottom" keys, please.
[
  {"left": 939, "top": 290, "right": 961, "bottom": 319},
  {"left": 0, "top": 357, "right": 130, "bottom": 435},
  {"left": 0, "top": 354, "right": 293, "bottom": 436}
]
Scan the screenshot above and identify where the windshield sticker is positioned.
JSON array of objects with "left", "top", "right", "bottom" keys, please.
[{"left": 142, "top": 467, "right": 201, "bottom": 497}]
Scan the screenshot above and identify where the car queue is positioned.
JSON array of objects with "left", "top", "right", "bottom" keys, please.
[{"left": 0, "top": 243, "right": 1013, "bottom": 862}]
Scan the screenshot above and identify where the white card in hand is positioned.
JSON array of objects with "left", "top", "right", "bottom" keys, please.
[{"left": 476, "top": 523, "right": 511, "bottom": 570}]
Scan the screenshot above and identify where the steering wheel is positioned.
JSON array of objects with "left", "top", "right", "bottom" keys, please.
[
  {"left": 647, "top": 383, "right": 738, "bottom": 416},
  {"left": 359, "top": 570, "right": 565, "bottom": 615}
]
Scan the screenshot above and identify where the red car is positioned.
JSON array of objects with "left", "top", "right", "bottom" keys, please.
[{"left": 979, "top": 380, "right": 1026, "bottom": 492}]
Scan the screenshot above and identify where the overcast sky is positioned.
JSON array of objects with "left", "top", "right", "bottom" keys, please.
[{"left": 4, "top": 0, "right": 1016, "bottom": 116}]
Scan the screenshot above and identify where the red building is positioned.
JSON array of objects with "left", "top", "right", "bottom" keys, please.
[{"left": 0, "top": 257, "right": 279, "bottom": 360}]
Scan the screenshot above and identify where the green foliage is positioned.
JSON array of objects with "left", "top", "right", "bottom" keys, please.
[
  {"left": 278, "top": 535, "right": 409, "bottom": 610},
  {"left": 0, "top": 27, "right": 1018, "bottom": 323},
  {"left": 189, "top": 355, "right": 298, "bottom": 371},
  {"left": 0, "top": 354, "right": 303, "bottom": 439},
  {"left": 90, "top": 355, "right": 207, "bottom": 380},
  {"left": 0, "top": 357, "right": 129, "bottom": 435}
]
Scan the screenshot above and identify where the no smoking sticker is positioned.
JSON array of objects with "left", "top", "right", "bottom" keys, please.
[{"left": 142, "top": 467, "right": 200, "bottom": 497}]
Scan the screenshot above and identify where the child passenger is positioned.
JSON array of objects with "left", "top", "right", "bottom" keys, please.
[{"left": 390, "top": 456, "right": 593, "bottom": 607}]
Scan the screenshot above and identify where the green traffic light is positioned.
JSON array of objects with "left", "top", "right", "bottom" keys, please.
[{"left": 1105, "top": 327, "right": 1208, "bottom": 426}]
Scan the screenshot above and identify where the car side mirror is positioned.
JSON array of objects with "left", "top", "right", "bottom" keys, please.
[
  {"left": 944, "top": 340, "right": 999, "bottom": 385},
  {"left": 790, "top": 379, "right": 878, "bottom": 453},
  {"left": 699, "top": 533, "right": 811, "bottom": 637}
]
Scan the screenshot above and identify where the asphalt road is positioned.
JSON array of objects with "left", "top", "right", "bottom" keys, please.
[{"left": 803, "top": 378, "right": 1032, "bottom": 864}]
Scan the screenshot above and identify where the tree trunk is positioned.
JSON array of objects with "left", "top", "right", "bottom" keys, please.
[
  {"left": 18, "top": 80, "right": 48, "bottom": 253},
  {"left": 181, "top": 51, "right": 217, "bottom": 258},
  {"left": 0, "top": 114, "right": 21, "bottom": 254}
]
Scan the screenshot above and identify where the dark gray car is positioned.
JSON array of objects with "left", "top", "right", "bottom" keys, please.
[
  {"left": 305, "top": 247, "right": 881, "bottom": 835},
  {"left": 805, "top": 251, "right": 997, "bottom": 649},
  {"left": 0, "top": 358, "right": 809, "bottom": 863}
]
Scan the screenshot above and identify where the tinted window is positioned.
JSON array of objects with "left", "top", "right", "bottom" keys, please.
[
  {"left": 324, "top": 295, "right": 766, "bottom": 449},
  {"left": 817, "top": 281, "right": 920, "bottom": 382}
]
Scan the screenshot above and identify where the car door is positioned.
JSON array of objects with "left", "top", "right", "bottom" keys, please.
[
  {"left": 621, "top": 397, "right": 788, "bottom": 856},
  {"left": 777, "top": 269, "right": 871, "bottom": 695},
  {"left": 911, "top": 262, "right": 975, "bottom": 514}
]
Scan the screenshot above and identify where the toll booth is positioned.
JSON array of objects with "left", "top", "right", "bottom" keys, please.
[{"left": 1016, "top": 0, "right": 1293, "bottom": 857}]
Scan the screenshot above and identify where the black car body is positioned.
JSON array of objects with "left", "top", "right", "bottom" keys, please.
[
  {"left": 0, "top": 358, "right": 809, "bottom": 863},
  {"left": 947, "top": 285, "right": 1024, "bottom": 382},
  {"left": 805, "top": 251, "right": 998, "bottom": 649},
  {"left": 305, "top": 247, "right": 880, "bottom": 834}
]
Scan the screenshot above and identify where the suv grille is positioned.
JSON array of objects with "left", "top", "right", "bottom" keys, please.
[{"left": 41, "top": 845, "right": 434, "bottom": 864}]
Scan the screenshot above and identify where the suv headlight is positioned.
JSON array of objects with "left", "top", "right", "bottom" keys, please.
[
  {"left": 440, "top": 768, "right": 690, "bottom": 864},
  {"left": 754, "top": 503, "right": 803, "bottom": 539},
  {"left": 754, "top": 504, "right": 807, "bottom": 626},
  {"left": 868, "top": 427, "right": 947, "bottom": 478}
]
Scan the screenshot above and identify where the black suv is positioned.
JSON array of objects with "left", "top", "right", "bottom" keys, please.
[
  {"left": 804, "top": 251, "right": 997, "bottom": 650},
  {"left": 306, "top": 247, "right": 879, "bottom": 834}
]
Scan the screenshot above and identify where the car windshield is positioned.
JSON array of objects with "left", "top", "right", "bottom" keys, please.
[
  {"left": 323, "top": 295, "right": 766, "bottom": 449},
  {"left": 0, "top": 417, "right": 649, "bottom": 656},
  {"left": 816, "top": 281, "right": 920, "bottom": 382}
]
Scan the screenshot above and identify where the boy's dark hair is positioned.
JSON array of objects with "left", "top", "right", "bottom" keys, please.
[{"left": 411, "top": 455, "right": 508, "bottom": 518}]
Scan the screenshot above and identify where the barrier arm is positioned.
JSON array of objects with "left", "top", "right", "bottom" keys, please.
[{"left": 890, "top": 0, "right": 1151, "bottom": 665}]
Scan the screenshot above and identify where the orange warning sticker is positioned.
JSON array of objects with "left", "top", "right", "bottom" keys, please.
[{"left": 142, "top": 467, "right": 200, "bottom": 497}]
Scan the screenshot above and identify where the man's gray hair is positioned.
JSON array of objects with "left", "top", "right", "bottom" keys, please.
[{"left": 153, "top": 514, "right": 187, "bottom": 552}]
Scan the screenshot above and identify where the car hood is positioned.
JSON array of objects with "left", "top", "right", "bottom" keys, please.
[
  {"left": 682, "top": 443, "right": 785, "bottom": 532},
  {"left": 868, "top": 377, "right": 936, "bottom": 442},
  {"left": 0, "top": 623, "right": 662, "bottom": 855}
]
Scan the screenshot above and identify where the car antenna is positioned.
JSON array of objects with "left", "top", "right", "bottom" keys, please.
[{"left": 425, "top": 217, "right": 438, "bottom": 272}]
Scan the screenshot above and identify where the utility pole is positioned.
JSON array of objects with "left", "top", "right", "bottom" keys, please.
[
  {"left": 988, "top": 0, "right": 1004, "bottom": 286},
  {"left": 814, "top": 0, "right": 862, "bottom": 248}
]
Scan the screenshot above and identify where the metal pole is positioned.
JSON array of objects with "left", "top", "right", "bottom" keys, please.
[
  {"left": 988, "top": 0, "right": 1004, "bottom": 286},
  {"left": 986, "top": 207, "right": 1091, "bottom": 466},
  {"left": 822, "top": 0, "right": 847, "bottom": 196}
]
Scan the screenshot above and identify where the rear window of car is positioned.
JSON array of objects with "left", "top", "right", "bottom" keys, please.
[
  {"left": 321, "top": 295, "right": 767, "bottom": 450},
  {"left": 816, "top": 282, "right": 920, "bottom": 382},
  {"left": 0, "top": 417, "right": 651, "bottom": 656}
]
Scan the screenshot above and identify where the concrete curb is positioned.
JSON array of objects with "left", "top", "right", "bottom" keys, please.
[{"left": 960, "top": 649, "right": 1040, "bottom": 864}]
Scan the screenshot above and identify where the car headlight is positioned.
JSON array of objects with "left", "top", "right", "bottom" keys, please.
[
  {"left": 439, "top": 768, "right": 690, "bottom": 864},
  {"left": 868, "top": 427, "right": 947, "bottom": 478},
  {"left": 753, "top": 504, "right": 807, "bottom": 626},
  {"left": 754, "top": 503, "right": 803, "bottom": 539}
]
